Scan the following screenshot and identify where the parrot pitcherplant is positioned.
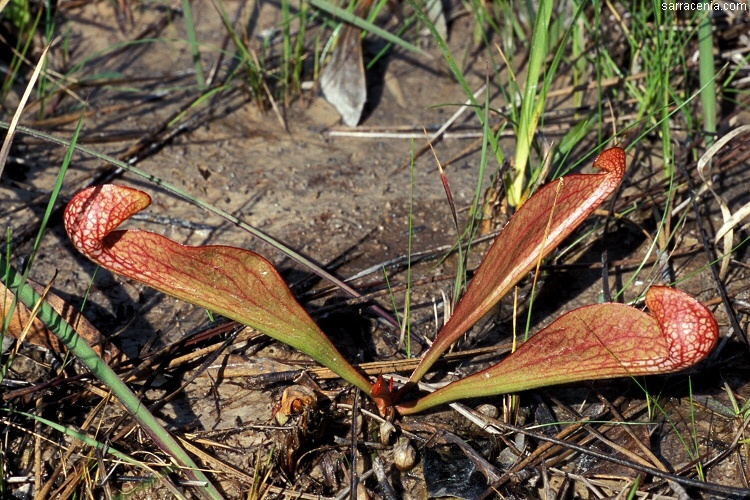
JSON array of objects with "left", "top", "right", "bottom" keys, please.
[
  {"left": 63, "top": 184, "right": 373, "bottom": 397},
  {"left": 396, "top": 286, "right": 718, "bottom": 414},
  {"left": 402, "top": 146, "right": 629, "bottom": 390},
  {"left": 63, "top": 147, "right": 720, "bottom": 414}
]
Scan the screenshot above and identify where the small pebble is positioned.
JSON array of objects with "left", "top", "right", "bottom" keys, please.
[
  {"left": 356, "top": 483, "right": 370, "bottom": 500},
  {"left": 476, "top": 403, "right": 499, "bottom": 419},
  {"left": 393, "top": 437, "right": 417, "bottom": 471},
  {"left": 379, "top": 420, "right": 396, "bottom": 445}
]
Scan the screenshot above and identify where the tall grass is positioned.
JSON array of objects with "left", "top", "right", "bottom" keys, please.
[
  {"left": 698, "top": 9, "right": 717, "bottom": 148},
  {"left": 506, "top": 0, "right": 553, "bottom": 206},
  {"left": 182, "top": 0, "right": 206, "bottom": 90}
]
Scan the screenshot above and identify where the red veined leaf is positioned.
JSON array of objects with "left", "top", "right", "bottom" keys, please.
[
  {"left": 64, "top": 184, "right": 373, "bottom": 395},
  {"left": 404, "top": 147, "right": 627, "bottom": 388},
  {"left": 397, "top": 286, "right": 719, "bottom": 415}
]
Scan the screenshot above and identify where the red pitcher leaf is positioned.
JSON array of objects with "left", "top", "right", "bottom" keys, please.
[
  {"left": 397, "top": 286, "right": 719, "bottom": 415},
  {"left": 1, "top": 277, "right": 124, "bottom": 363},
  {"left": 406, "top": 147, "right": 627, "bottom": 387},
  {"left": 64, "top": 184, "right": 373, "bottom": 395}
]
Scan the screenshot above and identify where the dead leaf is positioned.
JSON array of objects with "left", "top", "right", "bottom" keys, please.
[
  {"left": 1, "top": 277, "right": 124, "bottom": 363},
  {"left": 424, "top": 0, "right": 447, "bottom": 41},
  {"left": 320, "top": 25, "right": 367, "bottom": 127},
  {"left": 274, "top": 384, "right": 318, "bottom": 425}
]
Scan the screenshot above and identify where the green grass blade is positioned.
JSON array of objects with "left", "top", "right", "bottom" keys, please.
[
  {"left": 182, "top": 0, "right": 206, "bottom": 89},
  {"left": 0, "top": 259, "right": 222, "bottom": 499},
  {"left": 1, "top": 108, "right": 81, "bottom": 383},
  {"left": 13, "top": 409, "right": 153, "bottom": 470},
  {"left": 698, "top": 10, "right": 717, "bottom": 148},
  {"left": 19, "top": 408, "right": 185, "bottom": 495},
  {"left": 507, "top": 0, "right": 552, "bottom": 206},
  {"left": 309, "top": 0, "right": 426, "bottom": 56}
]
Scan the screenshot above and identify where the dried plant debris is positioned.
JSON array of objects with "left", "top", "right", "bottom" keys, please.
[{"left": 320, "top": 25, "right": 367, "bottom": 128}]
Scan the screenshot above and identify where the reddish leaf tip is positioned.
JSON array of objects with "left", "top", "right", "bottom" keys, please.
[
  {"left": 593, "top": 147, "right": 627, "bottom": 177},
  {"left": 64, "top": 185, "right": 151, "bottom": 262},
  {"left": 371, "top": 375, "right": 395, "bottom": 415},
  {"left": 645, "top": 286, "right": 719, "bottom": 371}
]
